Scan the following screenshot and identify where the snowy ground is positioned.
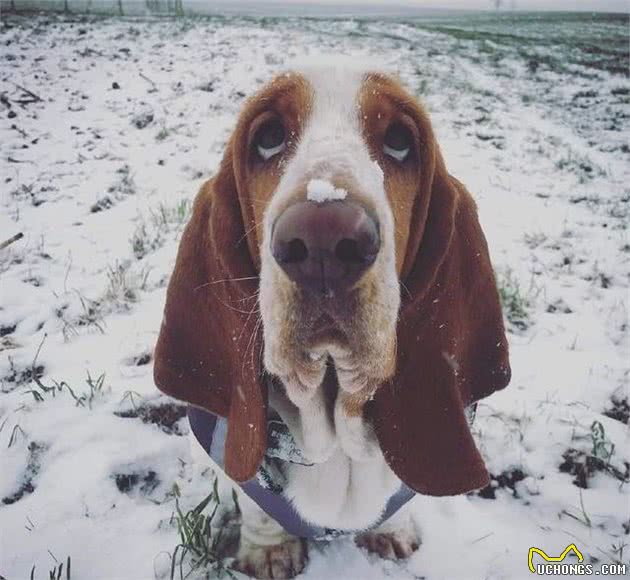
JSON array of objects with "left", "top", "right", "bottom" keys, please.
[{"left": 0, "top": 11, "right": 628, "bottom": 580}]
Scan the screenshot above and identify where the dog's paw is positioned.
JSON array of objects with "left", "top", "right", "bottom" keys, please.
[
  {"left": 355, "top": 527, "right": 420, "bottom": 560},
  {"left": 233, "top": 537, "right": 307, "bottom": 579}
]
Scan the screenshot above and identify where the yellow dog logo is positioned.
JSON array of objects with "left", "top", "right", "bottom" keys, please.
[{"left": 528, "top": 544, "right": 584, "bottom": 573}]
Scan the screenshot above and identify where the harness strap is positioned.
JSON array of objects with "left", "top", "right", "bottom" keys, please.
[{"left": 188, "top": 406, "right": 416, "bottom": 539}]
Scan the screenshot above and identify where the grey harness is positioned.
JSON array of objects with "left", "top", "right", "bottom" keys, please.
[{"left": 188, "top": 403, "right": 477, "bottom": 539}]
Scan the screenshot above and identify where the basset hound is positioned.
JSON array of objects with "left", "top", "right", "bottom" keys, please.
[{"left": 154, "top": 60, "right": 511, "bottom": 579}]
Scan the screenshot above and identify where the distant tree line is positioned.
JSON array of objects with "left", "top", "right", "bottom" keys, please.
[
  {"left": 2, "top": 0, "right": 186, "bottom": 16},
  {"left": 144, "top": 0, "right": 184, "bottom": 16}
]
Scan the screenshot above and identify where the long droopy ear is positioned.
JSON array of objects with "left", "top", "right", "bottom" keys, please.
[
  {"left": 370, "top": 138, "right": 511, "bottom": 496},
  {"left": 153, "top": 148, "right": 266, "bottom": 483}
]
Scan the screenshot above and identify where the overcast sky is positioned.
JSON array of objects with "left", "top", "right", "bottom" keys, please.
[{"left": 241, "top": 0, "right": 629, "bottom": 12}]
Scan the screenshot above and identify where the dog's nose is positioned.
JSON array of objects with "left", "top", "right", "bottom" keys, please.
[{"left": 271, "top": 201, "right": 380, "bottom": 296}]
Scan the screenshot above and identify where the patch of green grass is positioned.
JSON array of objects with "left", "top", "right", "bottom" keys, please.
[
  {"left": 590, "top": 420, "right": 615, "bottom": 463},
  {"left": 554, "top": 149, "right": 603, "bottom": 183},
  {"left": 119, "top": 389, "right": 143, "bottom": 410},
  {"left": 131, "top": 199, "right": 190, "bottom": 260},
  {"left": 156, "top": 126, "right": 170, "bottom": 142},
  {"left": 74, "top": 291, "right": 106, "bottom": 335},
  {"left": 560, "top": 419, "right": 628, "bottom": 489},
  {"left": 108, "top": 164, "right": 135, "bottom": 197},
  {"left": 151, "top": 199, "right": 191, "bottom": 229},
  {"left": 56, "top": 262, "right": 148, "bottom": 339},
  {"left": 81, "top": 371, "right": 107, "bottom": 409},
  {"left": 8, "top": 423, "right": 26, "bottom": 447},
  {"left": 26, "top": 371, "right": 108, "bottom": 410},
  {"left": 131, "top": 221, "right": 162, "bottom": 260},
  {"left": 610, "top": 540, "right": 628, "bottom": 566},
  {"left": 29, "top": 554, "right": 71, "bottom": 580},
  {"left": 496, "top": 268, "right": 532, "bottom": 332},
  {"left": 169, "top": 481, "right": 237, "bottom": 580},
  {"left": 105, "top": 262, "right": 146, "bottom": 305},
  {"left": 56, "top": 292, "right": 103, "bottom": 341}
]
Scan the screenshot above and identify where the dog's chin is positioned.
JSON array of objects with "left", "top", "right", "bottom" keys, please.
[
  {"left": 261, "top": 277, "right": 399, "bottom": 406},
  {"left": 304, "top": 314, "right": 350, "bottom": 356}
]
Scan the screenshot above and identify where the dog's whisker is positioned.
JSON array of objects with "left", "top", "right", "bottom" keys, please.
[
  {"left": 212, "top": 293, "right": 260, "bottom": 315},
  {"left": 239, "top": 317, "right": 260, "bottom": 379},
  {"left": 237, "top": 289, "right": 260, "bottom": 303},
  {"left": 193, "top": 278, "right": 260, "bottom": 314},
  {"left": 243, "top": 313, "right": 263, "bottom": 377},
  {"left": 251, "top": 315, "right": 264, "bottom": 369},
  {"left": 236, "top": 298, "right": 261, "bottom": 346},
  {"left": 193, "top": 276, "right": 259, "bottom": 291},
  {"left": 236, "top": 218, "right": 264, "bottom": 246},
  {"left": 257, "top": 327, "right": 265, "bottom": 369},
  {"left": 399, "top": 280, "right": 412, "bottom": 299}
]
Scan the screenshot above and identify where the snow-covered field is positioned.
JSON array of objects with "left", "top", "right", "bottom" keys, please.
[{"left": 1, "top": 10, "right": 628, "bottom": 580}]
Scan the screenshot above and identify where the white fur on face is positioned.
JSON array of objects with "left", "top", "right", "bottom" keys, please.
[
  {"left": 259, "top": 61, "right": 401, "bottom": 404},
  {"left": 261, "top": 61, "right": 396, "bottom": 255}
]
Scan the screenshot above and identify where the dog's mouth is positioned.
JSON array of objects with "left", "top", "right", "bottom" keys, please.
[
  {"left": 307, "top": 313, "right": 348, "bottom": 349},
  {"left": 310, "top": 312, "right": 338, "bottom": 334},
  {"left": 288, "top": 274, "right": 388, "bottom": 360}
]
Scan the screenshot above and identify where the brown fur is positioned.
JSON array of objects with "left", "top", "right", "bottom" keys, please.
[{"left": 154, "top": 71, "right": 510, "bottom": 495}]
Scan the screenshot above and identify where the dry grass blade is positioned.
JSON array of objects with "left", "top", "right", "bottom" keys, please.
[{"left": 0, "top": 232, "right": 23, "bottom": 251}]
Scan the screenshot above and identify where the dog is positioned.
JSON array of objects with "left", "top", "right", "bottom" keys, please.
[{"left": 154, "top": 61, "right": 511, "bottom": 579}]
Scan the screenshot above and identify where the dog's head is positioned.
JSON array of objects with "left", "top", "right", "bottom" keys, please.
[
  {"left": 250, "top": 66, "right": 435, "bottom": 407},
  {"left": 154, "top": 63, "right": 510, "bottom": 494}
]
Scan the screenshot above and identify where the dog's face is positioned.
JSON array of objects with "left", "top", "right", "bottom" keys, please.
[
  {"left": 229, "top": 66, "right": 425, "bottom": 406},
  {"left": 154, "top": 63, "right": 510, "bottom": 489}
]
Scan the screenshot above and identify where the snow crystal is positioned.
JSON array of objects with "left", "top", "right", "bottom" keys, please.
[{"left": 306, "top": 179, "right": 347, "bottom": 203}]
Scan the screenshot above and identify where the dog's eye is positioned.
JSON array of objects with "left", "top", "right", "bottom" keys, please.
[
  {"left": 383, "top": 122, "right": 412, "bottom": 162},
  {"left": 256, "top": 119, "right": 286, "bottom": 161}
]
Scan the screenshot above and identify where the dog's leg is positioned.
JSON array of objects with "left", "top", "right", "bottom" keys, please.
[
  {"left": 189, "top": 434, "right": 307, "bottom": 579},
  {"left": 269, "top": 382, "right": 337, "bottom": 464},
  {"left": 334, "top": 389, "right": 381, "bottom": 461},
  {"left": 235, "top": 494, "right": 307, "bottom": 579},
  {"left": 334, "top": 392, "right": 419, "bottom": 557},
  {"left": 355, "top": 502, "right": 421, "bottom": 560}
]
